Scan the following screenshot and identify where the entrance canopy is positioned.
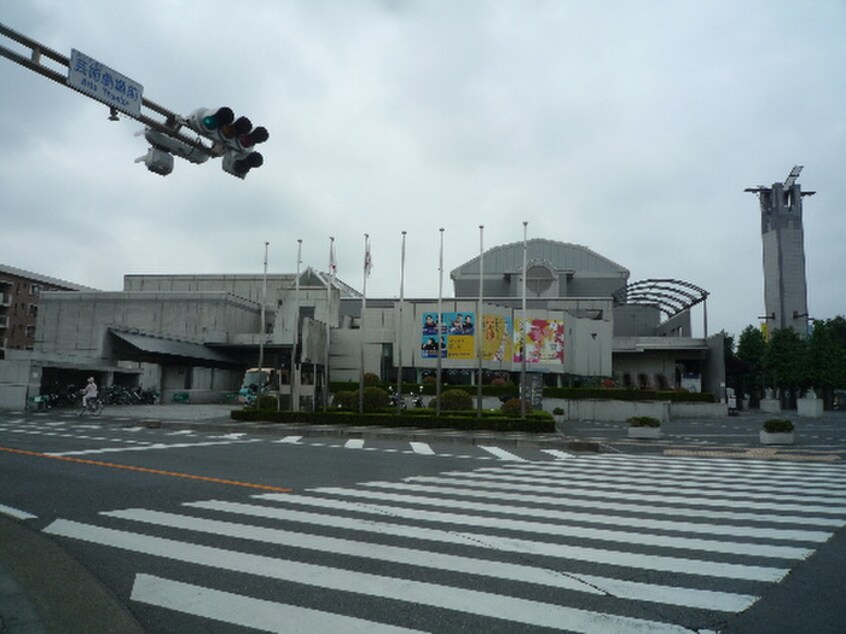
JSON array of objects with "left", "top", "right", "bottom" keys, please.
[{"left": 110, "top": 330, "right": 238, "bottom": 366}]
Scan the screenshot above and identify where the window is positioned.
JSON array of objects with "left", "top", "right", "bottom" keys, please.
[
  {"left": 526, "top": 264, "right": 554, "bottom": 294},
  {"left": 31, "top": 284, "right": 43, "bottom": 296}
]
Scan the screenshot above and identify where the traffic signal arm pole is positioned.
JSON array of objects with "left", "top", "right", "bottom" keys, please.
[{"left": 0, "top": 22, "right": 217, "bottom": 159}]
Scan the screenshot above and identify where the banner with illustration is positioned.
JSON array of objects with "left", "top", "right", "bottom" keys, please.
[
  {"left": 513, "top": 319, "right": 565, "bottom": 363},
  {"left": 481, "top": 314, "right": 512, "bottom": 361},
  {"left": 421, "top": 311, "right": 476, "bottom": 359}
]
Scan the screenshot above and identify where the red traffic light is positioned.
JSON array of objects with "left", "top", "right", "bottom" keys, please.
[{"left": 238, "top": 126, "right": 269, "bottom": 149}]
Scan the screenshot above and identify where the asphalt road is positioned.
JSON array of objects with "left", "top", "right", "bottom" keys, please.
[{"left": 1, "top": 407, "right": 845, "bottom": 632}]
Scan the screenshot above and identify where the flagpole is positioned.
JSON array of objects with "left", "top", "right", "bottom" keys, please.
[
  {"left": 477, "top": 225, "right": 484, "bottom": 418},
  {"left": 258, "top": 241, "right": 269, "bottom": 371},
  {"left": 436, "top": 227, "right": 444, "bottom": 417},
  {"left": 292, "top": 238, "right": 302, "bottom": 412},
  {"left": 521, "top": 221, "right": 528, "bottom": 419},
  {"left": 324, "top": 236, "right": 335, "bottom": 410},
  {"left": 397, "top": 230, "right": 407, "bottom": 409},
  {"left": 359, "top": 233, "right": 370, "bottom": 414}
]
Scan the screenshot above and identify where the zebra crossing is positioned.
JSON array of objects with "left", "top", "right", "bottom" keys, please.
[
  {"left": 42, "top": 453, "right": 846, "bottom": 632},
  {"left": 0, "top": 417, "right": 555, "bottom": 461}
]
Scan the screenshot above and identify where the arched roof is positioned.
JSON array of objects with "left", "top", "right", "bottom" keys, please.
[
  {"left": 613, "top": 279, "right": 709, "bottom": 318},
  {"left": 451, "top": 238, "right": 630, "bottom": 278}
]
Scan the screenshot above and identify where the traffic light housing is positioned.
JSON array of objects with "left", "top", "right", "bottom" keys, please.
[
  {"left": 135, "top": 146, "right": 173, "bottom": 176},
  {"left": 188, "top": 107, "right": 269, "bottom": 178}
]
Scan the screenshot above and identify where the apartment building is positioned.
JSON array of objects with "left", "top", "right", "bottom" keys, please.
[{"left": 0, "top": 264, "right": 94, "bottom": 358}]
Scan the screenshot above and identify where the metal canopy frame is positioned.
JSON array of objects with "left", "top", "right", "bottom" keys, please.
[{"left": 613, "top": 278, "right": 709, "bottom": 319}]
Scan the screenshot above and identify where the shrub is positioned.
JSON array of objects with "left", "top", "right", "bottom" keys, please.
[
  {"left": 362, "top": 386, "right": 390, "bottom": 411},
  {"left": 501, "top": 397, "right": 527, "bottom": 417},
  {"left": 429, "top": 388, "right": 473, "bottom": 411},
  {"left": 257, "top": 394, "right": 277, "bottom": 410},
  {"left": 763, "top": 418, "right": 794, "bottom": 433},
  {"left": 627, "top": 416, "right": 661, "bottom": 427},
  {"left": 553, "top": 407, "right": 564, "bottom": 416},
  {"left": 363, "top": 373, "right": 380, "bottom": 386},
  {"left": 333, "top": 390, "right": 357, "bottom": 409}
]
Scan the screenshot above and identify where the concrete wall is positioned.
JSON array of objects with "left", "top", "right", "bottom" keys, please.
[
  {"left": 546, "top": 398, "right": 671, "bottom": 422},
  {"left": 36, "top": 291, "right": 259, "bottom": 356},
  {"left": 0, "top": 357, "right": 33, "bottom": 409}
]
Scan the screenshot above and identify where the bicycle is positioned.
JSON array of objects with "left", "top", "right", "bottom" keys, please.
[{"left": 77, "top": 396, "right": 105, "bottom": 416}]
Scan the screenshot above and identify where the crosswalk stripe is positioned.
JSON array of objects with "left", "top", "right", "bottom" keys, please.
[
  {"left": 44, "top": 519, "right": 697, "bottom": 633},
  {"left": 478, "top": 445, "right": 526, "bottom": 461},
  {"left": 0, "top": 503, "right": 37, "bottom": 520},
  {"left": 415, "top": 471, "right": 846, "bottom": 515},
  {"left": 409, "top": 442, "right": 435, "bottom": 455},
  {"left": 555, "top": 454, "right": 846, "bottom": 482},
  {"left": 280, "top": 488, "right": 813, "bottom": 559},
  {"left": 106, "top": 508, "right": 758, "bottom": 612},
  {"left": 275, "top": 436, "right": 303, "bottom": 444},
  {"left": 345, "top": 439, "right": 365, "bottom": 449},
  {"left": 466, "top": 465, "right": 846, "bottom": 504},
  {"left": 354, "top": 481, "right": 831, "bottom": 542},
  {"left": 131, "top": 574, "right": 427, "bottom": 634},
  {"left": 46, "top": 438, "right": 261, "bottom": 457},
  {"left": 243, "top": 495, "right": 787, "bottom": 581},
  {"left": 406, "top": 475, "right": 846, "bottom": 526},
  {"left": 541, "top": 448, "right": 572, "bottom": 459},
  {"left": 502, "top": 459, "right": 846, "bottom": 490}
]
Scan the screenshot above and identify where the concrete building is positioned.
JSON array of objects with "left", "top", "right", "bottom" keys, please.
[
  {"left": 746, "top": 166, "right": 814, "bottom": 336},
  {"left": 0, "top": 264, "right": 94, "bottom": 358},
  {"left": 0, "top": 239, "right": 725, "bottom": 409}
]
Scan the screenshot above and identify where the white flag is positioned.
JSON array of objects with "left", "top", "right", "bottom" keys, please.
[{"left": 364, "top": 236, "right": 372, "bottom": 277}]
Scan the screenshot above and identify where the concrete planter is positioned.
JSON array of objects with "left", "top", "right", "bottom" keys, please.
[
  {"left": 553, "top": 414, "right": 565, "bottom": 424},
  {"left": 759, "top": 398, "right": 781, "bottom": 414},
  {"left": 760, "top": 430, "right": 795, "bottom": 445},
  {"left": 797, "top": 398, "right": 823, "bottom": 418},
  {"left": 628, "top": 425, "right": 661, "bottom": 439}
]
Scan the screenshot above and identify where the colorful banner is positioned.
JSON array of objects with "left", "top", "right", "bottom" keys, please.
[
  {"left": 421, "top": 312, "right": 476, "bottom": 359},
  {"left": 513, "top": 319, "right": 565, "bottom": 363},
  {"left": 481, "top": 314, "right": 512, "bottom": 361}
]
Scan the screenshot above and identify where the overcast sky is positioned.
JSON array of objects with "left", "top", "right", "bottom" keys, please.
[{"left": 2, "top": 0, "right": 843, "bottom": 341}]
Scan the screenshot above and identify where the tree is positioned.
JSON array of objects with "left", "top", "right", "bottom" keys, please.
[
  {"left": 806, "top": 318, "right": 846, "bottom": 406},
  {"left": 763, "top": 328, "right": 806, "bottom": 406},
  {"left": 736, "top": 326, "right": 767, "bottom": 400}
]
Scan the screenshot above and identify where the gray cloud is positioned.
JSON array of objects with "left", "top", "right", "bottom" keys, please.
[{"left": 1, "top": 0, "right": 843, "bottom": 340}]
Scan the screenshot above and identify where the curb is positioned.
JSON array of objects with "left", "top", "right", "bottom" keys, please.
[{"left": 0, "top": 515, "right": 144, "bottom": 634}]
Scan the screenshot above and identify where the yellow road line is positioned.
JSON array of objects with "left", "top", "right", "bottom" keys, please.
[{"left": 0, "top": 445, "right": 293, "bottom": 492}]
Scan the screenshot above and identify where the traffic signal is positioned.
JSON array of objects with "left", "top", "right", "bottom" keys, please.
[
  {"left": 188, "top": 107, "right": 269, "bottom": 179},
  {"left": 187, "top": 107, "right": 235, "bottom": 139}
]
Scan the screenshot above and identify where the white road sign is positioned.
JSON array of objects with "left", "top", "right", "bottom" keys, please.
[{"left": 67, "top": 49, "right": 143, "bottom": 117}]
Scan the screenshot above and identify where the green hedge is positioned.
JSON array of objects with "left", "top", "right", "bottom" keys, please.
[
  {"left": 543, "top": 387, "right": 716, "bottom": 402},
  {"left": 231, "top": 408, "right": 554, "bottom": 433},
  {"left": 329, "top": 382, "right": 714, "bottom": 402}
]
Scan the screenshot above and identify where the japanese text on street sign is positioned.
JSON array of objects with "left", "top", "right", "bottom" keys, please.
[{"left": 67, "top": 49, "right": 143, "bottom": 117}]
